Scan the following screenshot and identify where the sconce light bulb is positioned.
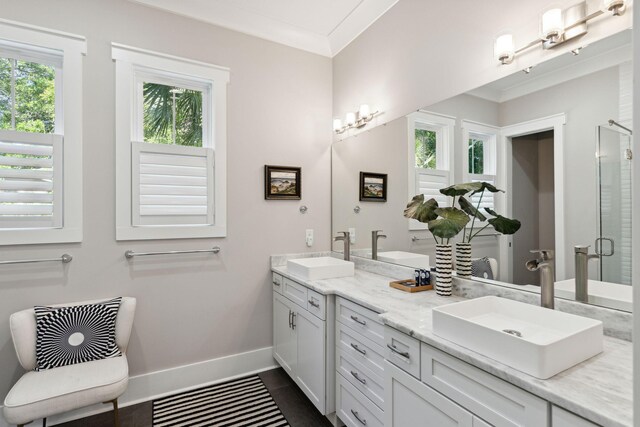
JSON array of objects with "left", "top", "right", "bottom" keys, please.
[
  {"left": 358, "top": 104, "right": 371, "bottom": 119},
  {"left": 541, "top": 8, "right": 563, "bottom": 41},
  {"left": 333, "top": 118, "right": 343, "bottom": 131},
  {"left": 495, "top": 34, "right": 515, "bottom": 64},
  {"left": 345, "top": 112, "right": 356, "bottom": 126}
]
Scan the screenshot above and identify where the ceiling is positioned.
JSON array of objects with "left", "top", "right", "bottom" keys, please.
[{"left": 129, "top": 0, "right": 399, "bottom": 57}]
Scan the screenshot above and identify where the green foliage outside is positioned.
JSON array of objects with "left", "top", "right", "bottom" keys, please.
[
  {"left": 0, "top": 58, "right": 55, "bottom": 134},
  {"left": 468, "top": 138, "right": 484, "bottom": 174},
  {"left": 415, "top": 129, "right": 436, "bottom": 169},
  {"left": 143, "top": 83, "right": 203, "bottom": 147}
]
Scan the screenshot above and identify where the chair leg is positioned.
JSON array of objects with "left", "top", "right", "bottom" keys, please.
[{"left": 112, "top": 399, "right": 121, "bottom": 427}]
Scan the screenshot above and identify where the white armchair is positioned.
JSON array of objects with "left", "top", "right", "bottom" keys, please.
[{"left": 3, "top": 297, "right": 136, "bottom": 427}]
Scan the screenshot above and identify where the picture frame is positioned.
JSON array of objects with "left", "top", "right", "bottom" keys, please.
[
  {"left": 359, "top": 172, "right": 387, "bottom": 202},
  {"left": 264, "top": 165, "right": 302, "bottom": 200}
]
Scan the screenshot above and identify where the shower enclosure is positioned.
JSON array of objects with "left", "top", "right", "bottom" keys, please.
[{"left": 596, "top": 122, "right": 632, "bottom": 285}]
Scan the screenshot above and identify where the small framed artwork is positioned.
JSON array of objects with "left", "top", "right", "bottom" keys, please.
[
  {"left": 265, "top": 165, "right": 302, "bottom": 200},
  {"left": 359, "top": 172, "right": 387, "bottom": 202}
]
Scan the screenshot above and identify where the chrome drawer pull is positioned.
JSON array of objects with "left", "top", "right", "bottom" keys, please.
[
  {"left": 350, "top": 370, "right": 367, "bottom": 385},
  {"left": 350, "top": 343, "right": 367, "bottom": 355},
  {"left": 308, "top": 299, "right": 320, "bottom": 308},
  {"left": 351, "top": 409, "right": 367, "bottom": 425},
  {"left": 291, "top": 312, "right": 296, "bottom": 330},
  {"left": 288, "top": 310, "right": 292, "bottom": 328},
  {"left": 350, "top": 315, "right": 367, "bottom": 326},
  {"left": 273, "top": 280, "right": 281, "bottom": 286},
  {"left": 387, "top": 343, "right": 410, "bottom": 359}
]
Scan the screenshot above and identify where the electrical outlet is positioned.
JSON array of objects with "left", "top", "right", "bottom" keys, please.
[
  {"left": 349, "top": 227, "right": 356, "bottom": 244},
  {"left": 305, "top": 229, "right": 314, "bottom": 247}
]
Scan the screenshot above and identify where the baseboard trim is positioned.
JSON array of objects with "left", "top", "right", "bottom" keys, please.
[{"left": 0, "top": 346, "right": 277, "bottom": 427}]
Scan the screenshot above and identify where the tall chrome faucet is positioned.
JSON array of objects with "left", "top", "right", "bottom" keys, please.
[
  {"left": 371, "top": 230, "right": 387, "bottom": 260},
  {"left": 334, "top": 231, "right": 351, "bottom": 261},
  {"left": 574, "top": 245, "right": 600, "bottom": 303},
  {"left": 526, "top": 250, "right": 555, "bottom": 309}
]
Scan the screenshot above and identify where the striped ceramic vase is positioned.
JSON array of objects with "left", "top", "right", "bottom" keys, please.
[
  {"left": 435, "top": 244, "right": 453, "bottom": 296},
  {"left": 456, "top": 242, "right": 472, "bottom": 278}
]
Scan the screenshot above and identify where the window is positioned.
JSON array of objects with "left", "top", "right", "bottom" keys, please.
[
  {"left": 462, "top": 122, "right": 499, "bottom": 218},
  {"left": 407, "top": 111, "right": 455, "bottom": 230},
  {"left": 113, "top": 44, "right": 229, "bottom": 240},
  {"left": 0, "top": 21, "right": 85, "bottom": 245}
]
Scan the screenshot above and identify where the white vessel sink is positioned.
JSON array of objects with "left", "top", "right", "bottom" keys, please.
[
  {"left": 555, "top": 279, "right": 632, "bottom": 312},
  {"left": 377, "top": 251, "right": 430, "bottom": 269},
  {"left": 432, "top": 296, "right": 603, "bottom": 379},
  {"left": 287, "top": 257, "right": 355, "bottom": 280}
]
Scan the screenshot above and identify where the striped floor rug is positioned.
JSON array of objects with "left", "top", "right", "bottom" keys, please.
[{"left": 152, "top": 375, "right": 290, "bottom": 427}]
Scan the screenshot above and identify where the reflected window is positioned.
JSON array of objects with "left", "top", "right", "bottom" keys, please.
[
  {"left": 468, "top": 135, "right": 485, "bottom": 174},
  {"left": 415, "top": 128, "right": 437, "bottom": 169}
]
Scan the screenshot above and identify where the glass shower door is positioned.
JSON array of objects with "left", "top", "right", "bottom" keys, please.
[{"left": 596, "top": 125, "right": 632, "bottom": 285}]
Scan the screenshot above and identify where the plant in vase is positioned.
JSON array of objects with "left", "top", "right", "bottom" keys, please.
[
  {"left": 440, "top": 182, "right": 522, "bottom": 279},
  {"left": 403, "top": 194, "right": 469, "bottom": 296}
]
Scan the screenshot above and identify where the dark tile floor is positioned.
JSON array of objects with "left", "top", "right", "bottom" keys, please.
[{"left": 57, "top": 368, "right": 333, "bottom": 427}]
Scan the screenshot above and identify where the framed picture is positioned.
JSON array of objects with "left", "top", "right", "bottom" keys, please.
[
  {"left": 359, "top": 172, "right": 387, "bottom": 202},
  {"left": 265, "top": 165, "right": 301, "bottom": 200}
]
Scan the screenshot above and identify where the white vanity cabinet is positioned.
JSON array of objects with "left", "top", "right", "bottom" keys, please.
[
  {"left": 552, "top": 406, "right": 600, "bottom": 427},
  {"left": 335, "top": 297, "right": 386, "bottom": 427},
  {"left": 272, "top": 273, "right": 335, "bottom": 415},
  {"left": 384, "top": 325, "right": 550, "bottom": 427}
]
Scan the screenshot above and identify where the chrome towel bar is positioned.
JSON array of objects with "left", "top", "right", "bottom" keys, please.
[
  {"left": 0, "top": 254, "right": 72, "bottom": 265},
  {"left": 125, "top": 247, "right": 221, "bottom": 259}
]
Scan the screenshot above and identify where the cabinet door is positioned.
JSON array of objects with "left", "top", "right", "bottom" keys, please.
[
  {"left": 385, "top": 361, "right": 473, "bottom": 427},
  {"left": 294, "top": 306, "right": 326, "bottom": 414},
  {"left": 552, "top": 406, "right": 600, "bottom": 427},
  {"left": 273, "top": 293, "right": 296, "bottom": 376}
]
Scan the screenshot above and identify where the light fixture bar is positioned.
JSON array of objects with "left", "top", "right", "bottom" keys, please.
[{"left": 334, "top": 106, "right": 381, "bottom": 134}]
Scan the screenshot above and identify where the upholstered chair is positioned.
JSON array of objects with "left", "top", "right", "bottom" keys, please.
[{"left": 3, "top": 297, "right": 136, "bottom": 427}]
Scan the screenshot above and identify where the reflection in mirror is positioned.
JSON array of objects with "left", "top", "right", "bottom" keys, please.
[{"left": 331, "top": 29, "right": 632, "bottom": 312}]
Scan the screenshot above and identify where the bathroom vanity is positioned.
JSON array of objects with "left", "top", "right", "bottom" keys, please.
[{"left": 271, "top": 258, "right": 631, "bottom": 427}]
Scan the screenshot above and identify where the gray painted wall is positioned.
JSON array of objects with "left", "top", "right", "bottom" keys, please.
[{"left": 0, "top": 0, "right": 332, "bottom": 400}]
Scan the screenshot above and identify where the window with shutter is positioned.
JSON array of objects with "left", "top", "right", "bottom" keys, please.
[
  {"left": 114, "top": 44, "right": 228, "bottom": 240},
  {"left": 0, "top": 22, "right": 85, "bottom": 245},
  {"left": 463, "top": 123, "right": 499, "bottom": 225},
  {"left": 407, "top": 111, "right": 455, "bottom": 230}
]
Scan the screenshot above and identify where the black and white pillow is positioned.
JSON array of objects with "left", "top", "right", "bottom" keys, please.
[
  {"left": 472, "top": 257, "right": 494, "bottom": 280},
  {"left": 34, "top": 297, "right": 123, "bottom": 371}
]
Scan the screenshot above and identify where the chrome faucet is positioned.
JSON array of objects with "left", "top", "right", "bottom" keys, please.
[
  {"left": 334, "top": 231, "right": 351, "bottom": 261},
  {"left": 371, "top": 230, "right": 387, "bottom": 260},
  {"left": 574, "top": 245, "right": 600, "bottom": 303},
  {"left": 526, "top": 250, "right": 555, "bottom": 309}
]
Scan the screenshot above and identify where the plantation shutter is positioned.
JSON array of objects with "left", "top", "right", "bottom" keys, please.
[
  {"left": 410, "top": 168, "right": 450, "bottom": 230},
  {"left": 416, "top": 168, "right": 449, "bottom": 207},
  {"left": 0, "top": 130, "right": 63, "bottom": 229},
  {"left": 132, "top": 141, "right": 214, "bottom": 226}
]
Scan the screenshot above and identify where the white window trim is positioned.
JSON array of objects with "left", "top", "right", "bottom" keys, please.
[
  {"left": 461, "top": 120, "right": 498, "bottom": 180},
  {"left": 0, "top": 19, "right": 85, "bottom": 245},
  {"left": 113, "top": 44, "right": 229, "bottom": 240},
  {"left": 407, "top": 111, "right": 455, "bottom": 231}
]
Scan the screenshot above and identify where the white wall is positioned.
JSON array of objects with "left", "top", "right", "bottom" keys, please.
[
  {"left": 0, "top": 0, "right": 332, "bottom": 402},
  {"left": 499, "top": 67, "right": 619, "bottom": 279},
  {"left": 333, "top": 0, "right": 632, "bottom": 141}
]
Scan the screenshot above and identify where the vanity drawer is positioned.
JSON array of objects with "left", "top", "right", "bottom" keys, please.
[
  {"left": 272, "top": 273, "right": 283, "bottom": 294},
  {"left": 306, "top": 289, "right": 326, "bottom": 320},
  {"left": 384, "top": 326, "right": 421, "bottom": 379},
  {"left": 337, "top": 297, "right": 384, "bottom": 346},
  {"left": 421, "top": 343, "right": 549, "bottom": 427},
  {"left": 282, "top": 277, "right": 307, "bottom": 308},
  {"left": 337, "top": 348, "right": 385, "bottom": 410},
  {"left": 337, "top": 373, "right": 384, "bottom": 427},
  {"left": 336, "top": 322, "right": 385, "bottom": 382}
]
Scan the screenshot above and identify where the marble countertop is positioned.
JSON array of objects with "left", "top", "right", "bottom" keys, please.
[{"left": 272, "top": 265, "right": 632, "bottom": 427}]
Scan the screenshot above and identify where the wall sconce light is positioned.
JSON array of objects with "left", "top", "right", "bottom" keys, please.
[
  {"left": 334, "top": 104, "right": 380, "bottom": 134},
  {"left": 494, "top": 0, "right": 625, "bottom": 65}
]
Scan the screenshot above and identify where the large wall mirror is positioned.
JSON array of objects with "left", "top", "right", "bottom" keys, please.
[{"left": 332, "top": 29, "right": 633, "bottom": 313}]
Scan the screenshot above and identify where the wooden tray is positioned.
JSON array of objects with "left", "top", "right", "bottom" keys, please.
[{"left": 390, "top": 279, "right": 433, "bottom": 293}]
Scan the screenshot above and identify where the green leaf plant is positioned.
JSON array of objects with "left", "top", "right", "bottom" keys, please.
[{"left": 404, "top": 182, "right": 521, "bottom": 244}]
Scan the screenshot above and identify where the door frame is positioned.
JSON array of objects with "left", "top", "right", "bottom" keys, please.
[{"left": 498, "top": 113, "right": 567, "bottom": 282}]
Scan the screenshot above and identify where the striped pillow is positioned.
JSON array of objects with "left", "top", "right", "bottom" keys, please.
[{"left": 34, "top": 297, "right": 122, "bottom": 371}]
